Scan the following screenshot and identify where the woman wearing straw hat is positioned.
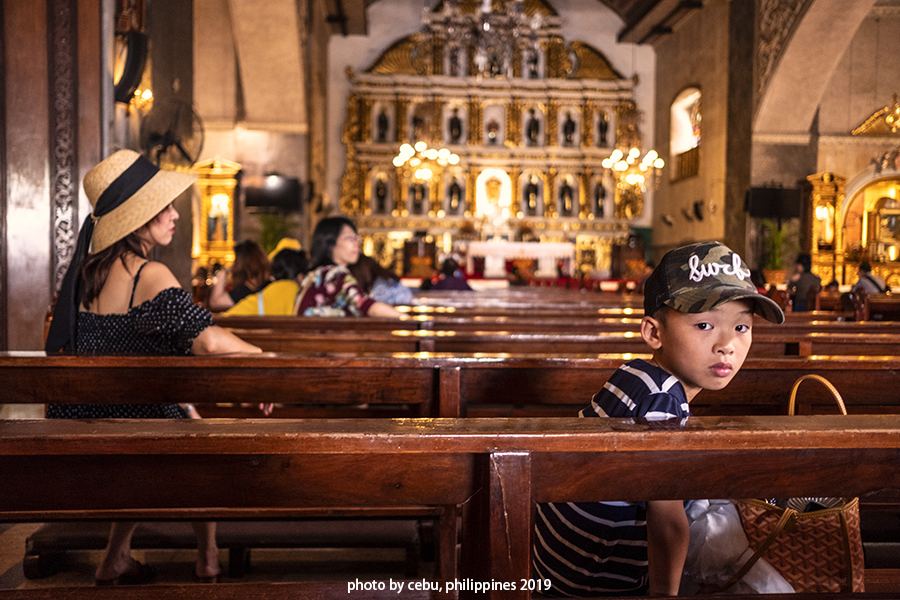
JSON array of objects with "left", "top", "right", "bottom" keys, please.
[{"left": 45, "top": 149, "right": 263, "bottom": 585}]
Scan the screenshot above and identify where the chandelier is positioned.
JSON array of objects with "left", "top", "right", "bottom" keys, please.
[
  {"left": 393, "top": 141, "right": 460, "bottom": 179},
  {"left": 422, "top": 0, "right": 542, "bottom": 78},
  {"left": 597, "top": 101, "right": 664, "bottom": 219}
]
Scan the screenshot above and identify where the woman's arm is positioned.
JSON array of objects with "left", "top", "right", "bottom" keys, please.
[
  {"left": 191, "top": 325, "right": 262, "bottom": 355},
  {"left": 366, "top": 301, "right": 403, "bottom": 318},
  {"left": 207, "top": 269, "right": 235, "bottom": 312}
]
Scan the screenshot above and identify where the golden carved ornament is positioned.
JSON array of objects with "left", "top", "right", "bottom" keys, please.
[
  {"left": 545, "top": 168, "right": 557, "bottom": 217},
  {"left": 545, "top": 37, "right": 571, "bottom": 78},
  {"left": 468, "top": 99, "right": 483, "bottom": 145},
  {"left": 568, "top": 41, "right": 623, "bottom": 81},
  {"left": 366, "top": 35, "right": 432, "bottom": 76},
  {"left": 852, "top": 95, "right": 900, "bottom": 136},
  {"left": 546, "top": 100, "right": 559, "bottom": 147},
  {"left": 431, "top": 0, "right": 557, "bottom": 18},
  {"left": 343, "top": 93, "right": 362, "bottom": 147}
]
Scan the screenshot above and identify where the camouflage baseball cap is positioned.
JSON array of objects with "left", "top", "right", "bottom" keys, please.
[{"left": 643, "top": 241, "right": 785, "bottom": 324}]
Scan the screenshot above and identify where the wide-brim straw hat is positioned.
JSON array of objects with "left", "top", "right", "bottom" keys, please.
[{"left": 84, "top": 149, "right": 197, "bottom": 253}]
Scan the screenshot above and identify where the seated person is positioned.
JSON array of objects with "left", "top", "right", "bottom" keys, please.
[
  {"left": 295, "top": 216, "right": 402, "bottom": 318},
  {"left": 430, "top": 258, "right": 473, "bottom": 291},
  {"left": 208, "top": 240, "right": 271, "bottom": 311},
  {"left": 349, "top": 254, "right": 414, "bottom": 305},
  {"left": 225, "top": 249, "right": 308, "bottom": 316},
  {"left": 533, "top": 241, "right": 784, "bottom": 597},
  {"left": 787, "top": 253, "right": 821, "bottom": 312},
  {"left": 851, "top": 260, "right": 890, "bottom": 294}
]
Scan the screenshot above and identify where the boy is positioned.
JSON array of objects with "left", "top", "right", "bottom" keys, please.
[{"left": 533, "top": 241, "right": 784, "bottom": 597}]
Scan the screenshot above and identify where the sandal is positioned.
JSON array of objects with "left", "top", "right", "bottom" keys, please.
[
  {"left": 193, "top": 564, "right": 222, "bottom": 584},
  {"left": 95, "top": 559, "right": 156, "bottom": 586}
]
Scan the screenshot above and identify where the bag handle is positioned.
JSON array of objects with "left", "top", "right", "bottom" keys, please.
[
  {"left": 721, "top": 374, "right": 847, "bottom": 592},
  {"left": 788, "top": 374, "right": 847, "bottom": 416},
  {"left": 720, "top": 506, "right": 798, "bottom": 591}
]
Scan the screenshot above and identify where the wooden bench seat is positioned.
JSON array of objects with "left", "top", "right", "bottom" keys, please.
[{"left": 2, "top": 416, "right": 900, "bottom": 599}]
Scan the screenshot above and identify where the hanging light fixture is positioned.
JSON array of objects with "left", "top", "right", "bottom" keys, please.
[
  {"left": 601, "top": 101, "right": 664, "bottom": 202},
  {"left": 422, "top": 0, "right": 542, "bottom": 78},
  {"left": 393, "top": 141, "right": 460, "bottom": 179}
]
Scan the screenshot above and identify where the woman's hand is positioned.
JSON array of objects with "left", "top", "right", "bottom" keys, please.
[{"left": 181, "top": 403, "right": 201, "bottom": 419}]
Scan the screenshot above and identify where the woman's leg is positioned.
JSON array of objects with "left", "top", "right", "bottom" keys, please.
[
  {"left": 95, "top": 522, "right": 140, "bottom": 581},
  {"left": 192, "top": 521, "right": 221, "bottom": 579}
]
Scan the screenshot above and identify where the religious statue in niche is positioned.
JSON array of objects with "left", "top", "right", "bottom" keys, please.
[
  {"left": 448, "top": 179, "right": 462, "bottom": 214},
  {"left": 449, "top": 46, "right": 461, "bottom": 77},
  {"left": 526, "top": 109, "right": 540, "bottom": 146},
  {"left": 207, "top": 194, "right": 230, "bottom": 242},
  {"left": 559, "top": 179, "right": 574, "bottom": 216},
  {"left": 527, "top": 50, "right": 539, "bottom": 79},
  {"left": 449, "top": 108, "right": 463, "bottom": 144},
  {"left": 412, "top": 106, "right": 431, "bottom": 142},
  {"left": 593, "top": 181, "right": 606, "bottom": 218},
  {"left": 524, "top": 176, "right": 540, "bottom": 216},
  {"left": 486, "top": 118, "right": 500, "bottom": 145},
  {"left": 563, "top": 113, "right": 577, "bottom": 147},
  {"left": 374, "top": 176, "right": 389, "bottom": 213},
  {"left": 488, "top": 52, "right": 502, "bottom": 77},
  {"left": 410, "top": 182, "right": 426, "bottom": 214},
  {"left": 597, "top": 110, "right": 609, "bottom": 147},
  {"left": 376, "top": 110, "right": 389, "bottom": 143}
]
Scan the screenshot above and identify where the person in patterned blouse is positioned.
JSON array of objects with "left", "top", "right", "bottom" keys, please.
[
  {"left": 294, "top": 216, "right": 402, "bottom": 318},
  {"left": 45, "top": 150, "right": 264, "bottom": 585},
  {"left": 533, "top": 242, "right": 784, "bottom": 597}
]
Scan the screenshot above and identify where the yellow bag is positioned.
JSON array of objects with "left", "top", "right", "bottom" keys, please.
[{"left": 727, "top": 375, "right": 865, "bottom": 593}]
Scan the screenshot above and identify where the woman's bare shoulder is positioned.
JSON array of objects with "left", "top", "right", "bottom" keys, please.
[{"left": 133, "top": 261, "right": 183, "bottom": 304}]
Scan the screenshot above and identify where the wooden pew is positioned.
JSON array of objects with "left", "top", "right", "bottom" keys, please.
[
  {"left": 218, "top": 326, "right": 900, "bottom": 358},
  {"left": 6, "top": 353, "right": 900, "bottom": 420},
  {"left": 1, "top": 416, "right": 900, "bottom": 599},
  {"left": 853, "top": 290, "right": 900, "bottom": 321}
]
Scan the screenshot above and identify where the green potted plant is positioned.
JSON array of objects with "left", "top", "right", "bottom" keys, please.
[{"left": 760, "top": 219, "right": 798, "bottom": 286}]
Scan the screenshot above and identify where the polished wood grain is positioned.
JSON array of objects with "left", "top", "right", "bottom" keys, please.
[{"left": 2, "top": 416, "right": 900, "bottom": 599}]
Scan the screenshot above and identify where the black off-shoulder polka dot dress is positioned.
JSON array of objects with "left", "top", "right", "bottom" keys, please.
[{"left": 46, "top": 264, "right": 213, "bottom": 419}]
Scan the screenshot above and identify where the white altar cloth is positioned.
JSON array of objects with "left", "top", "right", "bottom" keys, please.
[{"left": 465, "top": 241, "right": 575, "bottom": 278}]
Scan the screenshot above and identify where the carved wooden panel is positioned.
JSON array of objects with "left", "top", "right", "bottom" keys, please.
[
  {"left": 756, "top": 0, "right": 813, "bottom": 99},
  {"left": 48, "top": 0, "right": 79, "bottom": 295}
]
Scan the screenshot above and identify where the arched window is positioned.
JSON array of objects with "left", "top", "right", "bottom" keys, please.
[{"left": 670, "top": 88, "right": 701, "bottom": 180}]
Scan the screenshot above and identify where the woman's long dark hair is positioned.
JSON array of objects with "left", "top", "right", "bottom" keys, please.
[
  {"left": 79, "top": 234, "right": 147, "bottom": 309},
  {"left": 231, "top": 240, "right": 271, "bottom": 290},
  {"left": 309, "top": 216, "right": 356, "bottom": 269}
]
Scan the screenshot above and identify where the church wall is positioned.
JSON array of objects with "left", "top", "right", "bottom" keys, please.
[
  {"left": 651, "top": 0, "right": 732, "bottom": 259},
  {"left": 816, "top": 10, "right": 900, "bottom": 178}
]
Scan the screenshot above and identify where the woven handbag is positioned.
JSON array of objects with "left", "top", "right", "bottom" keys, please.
[{"left": 725, "top": 375, "right": 865, "bottom": 593}]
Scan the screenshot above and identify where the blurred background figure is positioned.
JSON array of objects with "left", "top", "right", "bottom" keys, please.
[
  {"left": 208, "top": 240, "right": 271, "bottom": 312},
  {"left": 750, "top": 269, "right": 768, "bottom": 294},
  {"left": 430, "top": 258, "right": 472, "bottom": 291},
  {"left": 852, "top": 261, "right": 890, "bottom": 294},
  {"left": 225, "top": 249, "right": 309, "bottom": 316},
  {"left": 349, "top": 255, "right": 413, "bottom": 305},
  {"left": 787, "top": 253, "right": 821, "bottom": 312},
  {"left": 295, "top": 216, "right": 402, "bottom": 318}
]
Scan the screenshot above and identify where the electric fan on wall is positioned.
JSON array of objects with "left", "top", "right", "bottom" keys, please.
[{"left": 139, "top": 97, "right": 205, "bottom": 169}]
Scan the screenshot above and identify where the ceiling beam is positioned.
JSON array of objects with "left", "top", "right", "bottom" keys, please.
[{"left": 617, "top": 0, "right": 701, "bottom": 44}]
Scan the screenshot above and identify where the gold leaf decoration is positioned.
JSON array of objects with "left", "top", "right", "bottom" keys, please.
[{"left": 569, "top": 41, "right": 623, "bottom": 81}]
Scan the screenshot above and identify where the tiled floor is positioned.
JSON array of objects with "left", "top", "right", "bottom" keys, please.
[{"left": 0, "top": 523, "right": 431, "bottom": 590}]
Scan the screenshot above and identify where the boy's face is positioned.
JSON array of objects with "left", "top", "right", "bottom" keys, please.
[{"left": 642, "top": 299, "right": 754, "bottom": 401}]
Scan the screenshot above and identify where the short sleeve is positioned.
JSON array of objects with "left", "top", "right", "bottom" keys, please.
[
  {"left": 334, "top": 271, "right": 376, "bottom": 316},
  {"left": 131, "top": 287, "right": 214, "bottom": 354},
  {"left": 635, "top": 392, "right": 689, "bottom": 420}
]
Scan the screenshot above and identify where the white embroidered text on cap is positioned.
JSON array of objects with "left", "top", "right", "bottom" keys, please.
[{"left": 688, "top": 252, "right": 751, "bottom": 283}]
